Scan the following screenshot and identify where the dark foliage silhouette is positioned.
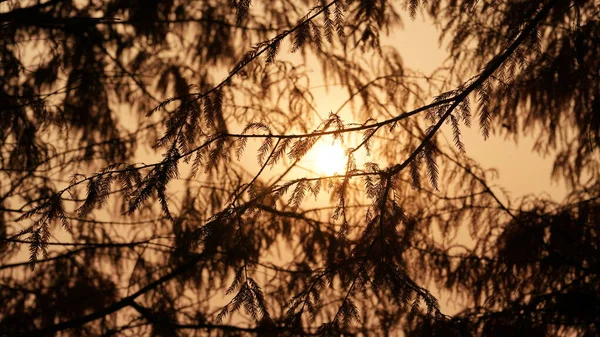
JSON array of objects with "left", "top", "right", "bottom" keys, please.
[{"left": 1, "top": 0, "right": 598, "bottom": 336}]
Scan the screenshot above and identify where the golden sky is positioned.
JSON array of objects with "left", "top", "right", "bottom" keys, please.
[{"left": 386, "top": 15, "right": 566, "bottom": 202}]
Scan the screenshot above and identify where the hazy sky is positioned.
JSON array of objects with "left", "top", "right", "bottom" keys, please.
[
  {"left": 388, "top": 15, "right": 567, "bottom": 202},
  {"left": 243, "top": 12, "right": 568, "bottom": 204}
]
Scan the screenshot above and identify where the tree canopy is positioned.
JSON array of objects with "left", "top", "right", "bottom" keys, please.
[{"left": 1, "top": 0, "right": 598, "bottom": 336}]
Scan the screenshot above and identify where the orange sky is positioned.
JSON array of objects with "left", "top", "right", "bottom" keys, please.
[{"left": 391, "top": 15, "right": 566, "bottom": 202}]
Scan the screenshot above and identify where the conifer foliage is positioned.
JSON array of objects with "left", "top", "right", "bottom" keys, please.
[{"left": 1, "top": 0, "right": 598, "bottom": 336}]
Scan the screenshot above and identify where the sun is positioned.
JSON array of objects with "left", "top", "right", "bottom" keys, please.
[{"left": 313, "top": 142, "right": 347, "bottom": 176}]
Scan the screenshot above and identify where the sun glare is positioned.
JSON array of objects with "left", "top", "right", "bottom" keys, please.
[{"left": 313, "top": 142, "right": 347, "bottom": 176}]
